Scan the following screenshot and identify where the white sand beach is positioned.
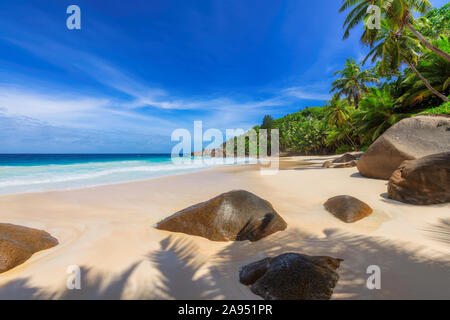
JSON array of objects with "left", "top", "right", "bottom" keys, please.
[{"left": 0, "top": 156, "right": 449, "bottom": 300}]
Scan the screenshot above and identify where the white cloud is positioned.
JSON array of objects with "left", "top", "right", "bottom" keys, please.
[
  {"left": 3, "top": 35, "right": 329, "bottom": 113},
  {"left": 282, "top": 86, "right": 331, "bottom": 101},
  {"left": 0, "top": 86, "right": 109, "bottom": 124},
  {"left": 0, "top": 30, "right": 332, "bottom": 152}
]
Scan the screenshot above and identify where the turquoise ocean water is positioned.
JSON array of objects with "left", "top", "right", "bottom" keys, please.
[{"left": 0, "top": 154, "right": 250, "bottom": 195}]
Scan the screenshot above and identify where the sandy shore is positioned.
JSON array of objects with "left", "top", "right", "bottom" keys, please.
[{"left": 0, "top": 156, "right": 449, "bottom": 300}]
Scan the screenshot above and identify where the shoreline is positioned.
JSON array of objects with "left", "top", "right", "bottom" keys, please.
[
  {"left": 0, "top": 156, "right": 307, "bottom": 198},
  {"left": 0, "top": 155, "right": 449, "bottom": 299},
  {"left": 0, "top": 157, "right": 262, "bottom": 198}
]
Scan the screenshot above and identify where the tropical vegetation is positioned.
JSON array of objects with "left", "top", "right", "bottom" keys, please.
[{"left": 242, "top": 2, "right": 449, "bottom": 155}]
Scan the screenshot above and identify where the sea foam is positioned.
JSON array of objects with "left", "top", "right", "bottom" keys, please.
[{"left": 0, "top": 156, "right": 253, "bottom": 195}]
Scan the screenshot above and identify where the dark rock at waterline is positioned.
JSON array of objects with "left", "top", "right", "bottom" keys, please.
[
  {"left": 324, "top": 195, "right": 373, "bottom": 223},
  {"left": 239, "top": 253, "right": 343, "bottom": 300},
  {"left": 155, "top": 190, "right": 287, "bottom": 242},
  {"left": 388, "top": 152, "right": 450, "bottom": 205},
  {"left": 0, "top": 223, "right": 58, "bottom": 274},
  {"left": 357, "top": 115, "right": 450, "bottom": 180},
  {"left": 332, "top": 153, "right": 357, "bottom": 164},
  {"left": 322, "top": 159, "right": 358, "bottom": 168},
  {"left": 333, "top": 160, "right": 358, "bottom": 168},
  {"left": 322, "top": 161, "right": 333, "bottom": 168}
]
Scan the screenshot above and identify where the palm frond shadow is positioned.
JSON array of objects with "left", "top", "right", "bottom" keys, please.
[
  {"left": 147, "top": 236, "right": 222, "bottom": 299},
  {"left": 0, "top": 278, "right": 44, "bottom": 300},
  {"left": 424, "top": 218, "right": 450, "bottom": 246},
  {"left": 208, "top": 228, "right": 450, "bottom": 299},
  {"left": 1, "top": 228, "right": 449, "bottom": 299},
  {"left": 0, "top": 263, "right": 140, "bottom": 300}
]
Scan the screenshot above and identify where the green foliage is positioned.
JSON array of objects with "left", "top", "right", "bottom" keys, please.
[
  {"left": 340, "top": 0, "right": 431, "bottom": 42},
  {"left": 353, "top": 87, "right": 410, "bottom": 143},
  {"left": 264, "top": 108, "right": 331, "bottom": 155},
  {"left": 230, "top": 3, "right": 449, "bottom": 156},
  {"left": 335, "top": 144, "right": 353, "bottom": 154},
  {"left": 330, "top": 58, "right": 379, "bottom": 109},
  {"left": 261, "top": 115, "right": 274, "bottom": 129},
  {"left": 416, "top": 3, "right": 450, "bottom": 38},
  {"left": 363, "top": 19, "right": 422, "bottom": 74},
  {"left": 399, "top": 36, "right": 450, "bottom": 105},
  {"left": 418, "top": 101, "right": 450, "bottom": 114}
]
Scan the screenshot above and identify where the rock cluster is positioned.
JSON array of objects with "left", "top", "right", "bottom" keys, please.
[{"left": 357, "top": 115, "right": 450, "bottom": 180}]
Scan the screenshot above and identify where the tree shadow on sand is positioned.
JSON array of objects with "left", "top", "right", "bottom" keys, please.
[
  {"left": 0, "top": 263, "right": 140, "bottom": 300},
  {"left": 147, "top": 236, "right": 223, "bottom": 299},
  {"left": 1, "top": 228, "right": 449, "bottom": 300},
  {"left": 207, "top": 228, "right": 450, "bottom": 300},
  {"left": 424, "top": 218, "right": 450, "bottom": 246}
]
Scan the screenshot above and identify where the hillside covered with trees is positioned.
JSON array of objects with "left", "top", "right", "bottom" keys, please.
[{"left": 253, "top": 2, "right": 449, "bottom": 155}]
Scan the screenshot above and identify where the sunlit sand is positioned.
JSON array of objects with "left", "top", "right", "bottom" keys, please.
[{"left": 0, "top": 156, "right": 448, "bottom": 299}]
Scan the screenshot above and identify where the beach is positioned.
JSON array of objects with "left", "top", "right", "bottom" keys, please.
[{"left": 0, "top": 156, "right": 449, "bottom": 300}]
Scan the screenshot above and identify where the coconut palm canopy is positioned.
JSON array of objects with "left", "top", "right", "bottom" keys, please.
[{"left": 249, "top": 2, "right": 449, "bottom": 155}]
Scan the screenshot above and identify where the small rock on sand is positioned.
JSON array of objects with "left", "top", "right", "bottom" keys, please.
[{"left": 324, "top": 195, "right": 373, "bottom": 223}]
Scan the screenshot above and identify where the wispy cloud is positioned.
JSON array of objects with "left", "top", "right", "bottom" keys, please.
[
  {"left": 0, "top": 12, "right": 333, "bottom": 152},
  {"left": 0, "top": 111, "right": 169, "bottom": 153},
  {"left": 3, "top": 32, "right": 330, "bottom": 113},
  {"left": 282, "top": 86, "right": 331, "bottom": 101}
]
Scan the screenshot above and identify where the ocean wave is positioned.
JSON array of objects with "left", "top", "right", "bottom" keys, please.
[{"left": 0, "top": 157, "right": 255, "bottom": 190}]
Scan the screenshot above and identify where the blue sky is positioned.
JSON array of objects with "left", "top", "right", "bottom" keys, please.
[{"left": 0, "top": 0, "right": 446, "bottom": 153}]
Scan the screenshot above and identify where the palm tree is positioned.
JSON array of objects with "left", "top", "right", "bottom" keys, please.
[
  {"left": 399, "top": 36, "right": 450, "bottom": 105},
  {"left": 340, "top": 0, "right": 450, "bottom": 62},
  {"left": 363, "top": 19, "right": 449, "bottom": 101},
  {"left": 325, "top": 94, "right": 352, "bottom": 127},
  {"left": 354, "top": 87, "right": 410, "bottom": 143},
  {"left": 330, "top": 58, "right": 379, "bottom": 109},
  {"left": 324, "top": 94, "right": 358, "bottom": 149}
]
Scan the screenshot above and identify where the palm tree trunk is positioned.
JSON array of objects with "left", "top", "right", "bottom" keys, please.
[
  {"left": 343, "top": 129, "right": 358, "bottom": 151},
  {"left": 354, "top": 93, "right": 359, "bottom": 109},
  {"left": 406, "top": 23, "right": 450, "bottom": 62},
  {"left": 405, "top": 59, "right": 449, "bottom": 102}
]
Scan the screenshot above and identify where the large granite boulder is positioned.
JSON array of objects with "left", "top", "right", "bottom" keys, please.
[
  {"left": 239, "top": 253, "right": 343, "bottom": 300},
  {"left": 357, "top": 115, "right": 450, "bottom": 180},
  {"left": 156, "top": 190, "right": 287, "bottom": 242},
  {"left": 388, "top": 152, "right": 450, "bottom": 205},
  {"left": 324, "top": 195, "right": 373, "bottom": 223},
  {"left": 0, "top": 223, "right": 58, "bottom": 274}
]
